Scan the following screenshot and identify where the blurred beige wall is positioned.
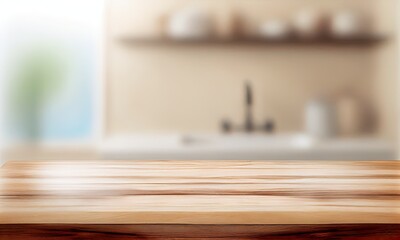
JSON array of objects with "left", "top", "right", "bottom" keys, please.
[
  {"left": 105, "top": 0, "right": 398, "bottom": 138},
  {"left": 373, "top": 0, "right": 398, "bottom": 140}
]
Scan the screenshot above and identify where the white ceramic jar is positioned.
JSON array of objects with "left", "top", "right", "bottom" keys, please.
[
  {"left": 330, "top": 10, "right": 368, "bottom": 38},
  {"left": 305, "top": 97, "right": 338, "bottom": 139},
  {"left": 167, "top": 6, "right": 214, "bottom": 40},
  {"left": 259, "top": 20, "right": 291, "bottom": 40},
  {"left": 293, "top": 9, "right": 327, "bottom": 38}
]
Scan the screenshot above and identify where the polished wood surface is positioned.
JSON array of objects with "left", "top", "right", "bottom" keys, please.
[
  {"left": 1, "top": 224, "right": 400, "bottom": 240},
  {"left": 1, "top": 160, "right": 399, "bottom": 225}
]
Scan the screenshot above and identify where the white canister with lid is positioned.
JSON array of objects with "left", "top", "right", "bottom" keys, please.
[{"left": 305, "top": 97, "right": 337, "bottom": 139}]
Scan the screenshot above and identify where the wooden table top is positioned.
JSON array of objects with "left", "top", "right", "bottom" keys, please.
[{"left": 0, "top": 160, "right": 399, "bottom": 225}]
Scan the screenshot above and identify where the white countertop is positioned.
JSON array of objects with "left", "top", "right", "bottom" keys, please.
[{"left": 100, "top": 133, "right": 396, "bottom": 160}]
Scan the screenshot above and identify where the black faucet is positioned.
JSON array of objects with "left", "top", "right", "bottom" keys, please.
[
  {"left": 221, "top": 80, "right": 275, "bottom": 133},
  {"left": 244, "top": 81, "right": 254, "bottom": 132}
]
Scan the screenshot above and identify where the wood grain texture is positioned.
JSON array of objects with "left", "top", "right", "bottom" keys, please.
[
  {"left": 0, "top": 160, "right": 399, "bottom": 225},
  {"left": 1, "top": 224, "right": 400, "bottom": 240}
]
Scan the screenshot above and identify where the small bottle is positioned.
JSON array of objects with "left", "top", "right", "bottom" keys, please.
[{"left": 336, "top": 90, "right": 362, "bottom": 137}]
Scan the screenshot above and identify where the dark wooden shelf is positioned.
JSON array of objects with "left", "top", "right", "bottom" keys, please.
[{"left": 119, "top": 35, "right": 386, "bottom": 46}]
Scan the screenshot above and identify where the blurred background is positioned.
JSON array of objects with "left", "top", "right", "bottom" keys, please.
[{"left": 0, "top": 0, "right": 399, "bottom": 162}]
